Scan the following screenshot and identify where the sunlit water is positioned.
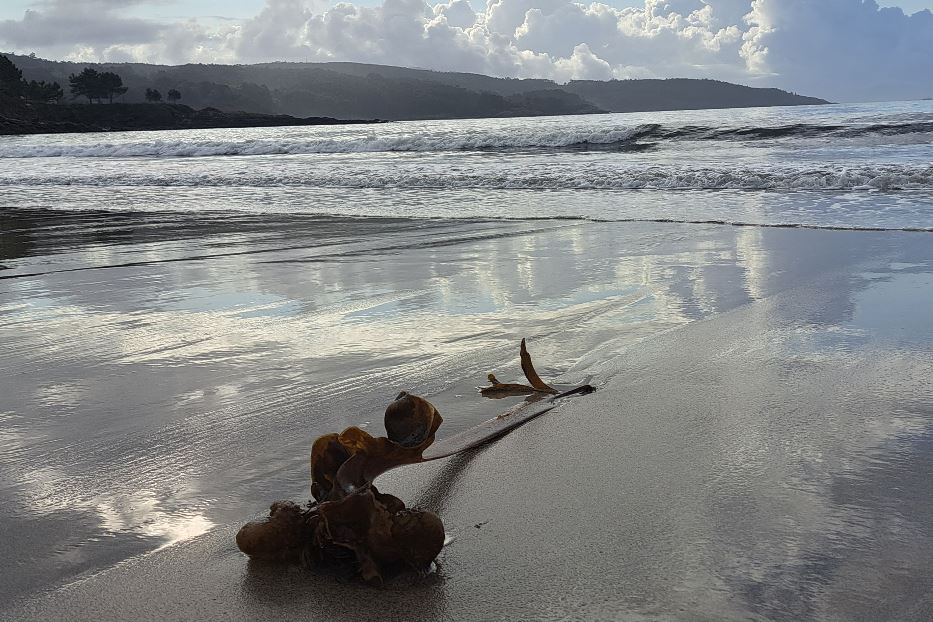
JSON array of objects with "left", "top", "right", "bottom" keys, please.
[
  {"left": 1, "top": 101, "right": 932, "bottom": 618},
  {"left": 1, "top": 101, "right": 932, "bottom": 229}
]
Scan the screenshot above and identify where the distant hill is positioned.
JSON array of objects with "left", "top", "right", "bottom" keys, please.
[
  {"left": 563, "top": 79, "right": 828, "bottom": 112},
  {"left": 7, "top": 55, "right": 828, "bottom": 121}
]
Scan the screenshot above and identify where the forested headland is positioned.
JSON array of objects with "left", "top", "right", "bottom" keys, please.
[{"left": 1, "top": 53, "right": 828, "bottom": 134}]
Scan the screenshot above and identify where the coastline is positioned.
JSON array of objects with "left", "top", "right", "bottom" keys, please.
[
  {"left": 2, "top": 211, "right": 932, "bottom": 620},
  {"left": 0, "top": 102, "right": 380, "bottom": 136}
]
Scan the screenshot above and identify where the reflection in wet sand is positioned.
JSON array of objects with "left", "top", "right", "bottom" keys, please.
[{"left": 1, "top": 208, "right": 932, "bottom": 614}]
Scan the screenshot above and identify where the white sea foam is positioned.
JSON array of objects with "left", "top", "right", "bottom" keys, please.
[
  {"left": 0, "top": 126, "right": 656, "bottom": 158},
  {"left": 4, "top": 165, "right": 932, "bottom": 191},
  {"left": 2, "top": 118, "right": 931, "bottom": 158}
]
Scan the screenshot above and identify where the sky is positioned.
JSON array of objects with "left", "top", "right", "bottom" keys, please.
[{"left": 1, "top": 0, "right": 932, "bottom": 102}]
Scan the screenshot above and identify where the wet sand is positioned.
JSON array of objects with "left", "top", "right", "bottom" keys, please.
[{"left": 2, "top": 210, "right": 932, "bottom": 620}]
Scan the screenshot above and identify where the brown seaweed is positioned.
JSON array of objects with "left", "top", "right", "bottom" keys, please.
[
  {"left": 480, "top": 338, "right": 559, "bottom": 397},
  {"left": 236, "top": 500, "right": 311, "bottom": 564},
  {"left": 238, "top": 392, "right": 446, "bottom": 584},
  {"left": 237, "top": 339, "right": 594, "bottom": 585}
]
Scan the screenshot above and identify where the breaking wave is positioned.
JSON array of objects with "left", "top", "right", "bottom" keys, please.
[
  {"left": 2, "top": 120, "right": 931, "bottom": 158},
  {"left": 5, "top": 164, "right": 932, "bottom": 191}
]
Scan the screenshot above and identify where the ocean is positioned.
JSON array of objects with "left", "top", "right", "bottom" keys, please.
[{"left": 1, "top": 100, "right": 932, "bottom": 229}]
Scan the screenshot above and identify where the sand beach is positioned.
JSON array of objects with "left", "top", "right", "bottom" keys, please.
[{"left": 2, "top": 209, "right": 932, "bottom": 620}]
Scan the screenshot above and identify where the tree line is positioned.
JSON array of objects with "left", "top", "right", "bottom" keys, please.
[
  {"left": 145, "top": 87, "right": 181, "bottom": 103},
  {"left": 1, "top": 55, "right": 181, "bottom": 105},
  {"left": 1, "top": 54, "right": 62, "bottom": 103},
  {"left": 68, "top": 68, "right": 127, "bottom": 103}
]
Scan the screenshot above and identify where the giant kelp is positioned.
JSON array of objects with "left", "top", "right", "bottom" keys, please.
[{"left": 236, "top": 339, "right": 594, "bottom": 584}]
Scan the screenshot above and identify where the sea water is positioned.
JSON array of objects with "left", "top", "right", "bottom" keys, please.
[{"left": 1, "top": 100, "right": 931, "bottom": 230}]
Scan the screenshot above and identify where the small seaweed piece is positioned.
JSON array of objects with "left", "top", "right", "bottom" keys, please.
[
  {"left": 480, "top": 373, "right": 540, "bottom": 398},
  {"left": 519, "top": 338, "right": 558, "bottom": 394},
  {"left": 424, "top": 383, "right": 595, "bottom": 460},
  {"left": 480, "top": 338, "right": 559, "bottom": 397}
]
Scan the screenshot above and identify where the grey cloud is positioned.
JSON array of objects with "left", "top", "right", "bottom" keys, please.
[
  {"left": 1, "top": 0, "right": 932, "bottom": 102},
  {"left": 234, "top": 0, "right": 316, "bottom": 62},
  {"left": 0, "top": 7, "right": 164, "bottom": 48}
]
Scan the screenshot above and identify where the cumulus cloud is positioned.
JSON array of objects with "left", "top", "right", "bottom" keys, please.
[
  {"left": 742, "top": 0, "right": 933, "bottom": 101},
  {"left": 552, "top": 43, "right": 614, "bottom": 81},
  {"left": 434, "top": 0, "right": 478, "bottom": 29},
  {"left": 1, "top": 0, "right": 932, "bottom": 101},
  {"left": 0, "top": 2, "right": 163, "bottom": 49}
]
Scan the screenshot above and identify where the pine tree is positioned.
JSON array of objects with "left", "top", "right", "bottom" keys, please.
[
  {"left": 25, "top": 80, "right": 64, "bottom": 104},
  {"left": 99, "top": 71, "right": 127, "bottom": 103},
  {"left": 0, "top": 55, "right": 24, "bottom": 99},
  {"left": 69, "top": 68, "right": 128, "bottom": 103},
  {"left": 69, "top": 68, "right": 102, "bottom": 103}
]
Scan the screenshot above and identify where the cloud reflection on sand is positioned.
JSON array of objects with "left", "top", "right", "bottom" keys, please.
[{"left": 1, "top": 209, "right": 930, "bottom": 610}]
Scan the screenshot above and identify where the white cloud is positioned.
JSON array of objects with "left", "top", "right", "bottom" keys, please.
[
  {"left": 1, "top": 0, "right": 932, "bottom": 102},
  {"left": 741, "top": 0, "right": 933, "bottom": 101},
  {"left": 434, "top": 0, "right": 478, "bottom": 29},
  {"left": 552, "top": 42, "right": 614, "bottom": 81}
]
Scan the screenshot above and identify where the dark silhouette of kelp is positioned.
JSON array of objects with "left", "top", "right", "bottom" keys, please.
[{"left": 236, "top": 339, "right": 593, "bottom": 584}]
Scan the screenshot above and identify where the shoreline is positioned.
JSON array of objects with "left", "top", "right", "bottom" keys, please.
[{"left": 0, "top": 102, "right": 381, "bottom": 136}]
